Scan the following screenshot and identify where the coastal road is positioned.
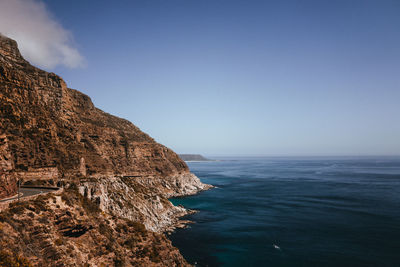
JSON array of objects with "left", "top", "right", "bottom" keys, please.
[{"left": 0, "top": 187, "right": 58, "bottom": 203}]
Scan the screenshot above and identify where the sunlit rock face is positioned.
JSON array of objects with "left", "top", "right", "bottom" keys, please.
[
  {"left": 0, "top": 34, "right": 210, "bottom": 226},
  {"left": 0, "top": 135, "right": 17, "bottom": 198},
  {"left": 0, "top": 34, "right": 212, "bottom": 265},
  {"left": 0, "top": 34, "right": 187, "bottom": 180}
]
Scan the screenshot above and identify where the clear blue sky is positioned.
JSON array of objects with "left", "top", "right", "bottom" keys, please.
[{"left": 40, "top": 0, "right": 399, "bottom": 156}]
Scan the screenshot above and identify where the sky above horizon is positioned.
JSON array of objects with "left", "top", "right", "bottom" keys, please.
[{"left": 1, "top": 0, "right": 399, "bottom": 156}]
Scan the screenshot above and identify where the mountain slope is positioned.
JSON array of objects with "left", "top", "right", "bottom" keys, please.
[{"left": 0, "top": 34, "right": 211, "bottom": 266}]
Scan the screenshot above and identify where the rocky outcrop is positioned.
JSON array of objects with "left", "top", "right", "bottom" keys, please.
[
  {"left": 78, "top": 173, "right": 208, "bottom": 232},
  {"left": 0, "top": 33, "right": 209, "bottom": 215},
  {"left": 0, "top": 34, "right": 211, "bottom": 265},
  {"left": 0, "top": 134, "right": 17, "bottom": 198},
  {"left": 0, "top": 190, "right": 190, "bottom": 266}
]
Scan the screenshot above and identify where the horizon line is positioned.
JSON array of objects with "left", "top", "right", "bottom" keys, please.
[{"left": 186, "top": 154, "right": 400, "bottom": 158}]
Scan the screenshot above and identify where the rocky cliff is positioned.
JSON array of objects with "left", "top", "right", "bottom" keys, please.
[
  {"left": 0, "top": 34, "right": 211, "bottom": 266},
  {"left": 0, "top": 134, "right": 17, "bottom": 198},
  {"left": 0, "top": 188, "right": 190, "bottom": 266},
  {"left": 0, "top": 34, "right": 189, "bottom": 181}
]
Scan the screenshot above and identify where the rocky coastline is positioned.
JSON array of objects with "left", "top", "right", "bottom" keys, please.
[{"left": 0, "top": 34, "right": 211, "bottom": 266}]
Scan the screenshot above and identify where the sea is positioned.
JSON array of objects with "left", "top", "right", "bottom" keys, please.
[{"left": 169, "top": 156, "right": 400, "bottom": 267}]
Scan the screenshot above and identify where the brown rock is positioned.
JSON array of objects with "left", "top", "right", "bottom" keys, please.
[
  {"left": 0, "top": 134, "right": 17, "bottom": 198},
  {"left": 0, "top": 190, "right": 191, "bottom": 266},
  {"left": 0, "top": 33, "right": 201, "bottom": 191},
  {"left": 0, "top": 34, "right": 211, "bottom": 266}
]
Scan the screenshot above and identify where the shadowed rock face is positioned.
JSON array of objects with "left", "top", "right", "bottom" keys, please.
[{"left": 0, "top": 34, "right": 189, "bottom": 183}]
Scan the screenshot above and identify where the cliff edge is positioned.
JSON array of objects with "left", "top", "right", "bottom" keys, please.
[{"left": 0, "top": 34, "right": 211, "bottom": 266}]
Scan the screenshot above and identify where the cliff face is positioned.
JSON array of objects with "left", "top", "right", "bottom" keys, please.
[
  {"left": 0, "top": 34, "right": 188, "bottom": 180},
  {"left": 0, "top": 135, "right": 17, "bottom": 198},
  {"left": 0, "top": 34, "right": 210, "bottom": 265},
  {"left": 0, "top": 33, "right": 209, "bottom": 197}
]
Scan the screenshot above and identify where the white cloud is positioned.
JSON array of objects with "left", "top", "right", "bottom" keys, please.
[{"left": 0, "top": 0, "right": 84, "bottom": 69}]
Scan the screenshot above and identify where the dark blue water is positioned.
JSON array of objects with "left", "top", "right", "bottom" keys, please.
[{"left": 169, "top": 157, "right": 400, "bottom": 267}]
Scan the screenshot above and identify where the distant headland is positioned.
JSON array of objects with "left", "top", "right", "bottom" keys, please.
[{"left": 179, "top": 154, "right": 213, "bottom": 162}]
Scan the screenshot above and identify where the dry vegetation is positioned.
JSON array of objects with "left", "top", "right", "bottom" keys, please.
[{"left": 0, "top": 187, "right": 189, "bottom": 266}]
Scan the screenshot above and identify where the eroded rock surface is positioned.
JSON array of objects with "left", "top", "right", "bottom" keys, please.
[
  {"left": 0, "top": 34, "right": 211, "bottom": 266},
  {"left": 0, "top": 34, "right": 188, "bottom": 180},
  {"left": 0, "top": 134, "right": 17, "bottom": 198},
  {"left": 0, "top": 190, "right": 190, "bottom": 266}
]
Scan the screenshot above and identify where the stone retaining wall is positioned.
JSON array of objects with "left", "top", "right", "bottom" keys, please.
[{"left": 0, "top": 187, "right": 63, "bottom": 212}]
